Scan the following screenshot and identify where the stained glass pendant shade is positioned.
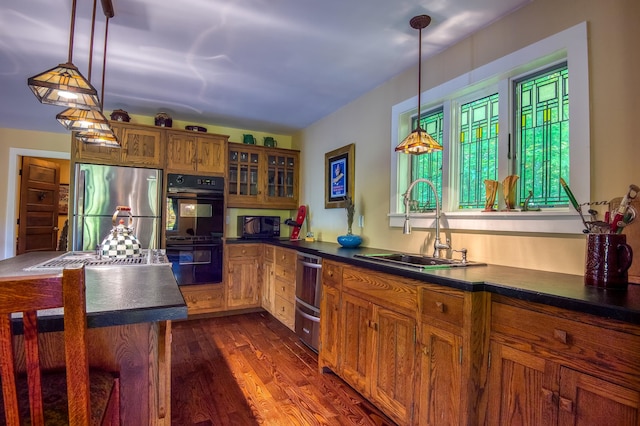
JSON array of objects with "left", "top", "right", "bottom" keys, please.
[
  {"left": 395, "top": 14, "right": 443, "bottom": 155},
  {"left": 27, "top": 0, "right": 100, "bottom": 110}
]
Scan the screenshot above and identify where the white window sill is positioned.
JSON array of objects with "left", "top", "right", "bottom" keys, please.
[{"left": 389, "top": 210, "right": 586, "bottom": 234}]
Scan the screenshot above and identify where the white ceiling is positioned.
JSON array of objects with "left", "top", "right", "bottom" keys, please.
[{"left": 0, "top": 0, "right": 531, "bottom": 135}]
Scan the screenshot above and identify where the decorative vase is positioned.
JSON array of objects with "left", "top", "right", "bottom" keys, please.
[
  {"left": 110, "top": 109, "right": 130, "bottom": 122},
  {"left": 337, "top": 228, "right": 362, "bottom": 248},
  {"left": 502, "top": 175, "right": 519, "bottom": 210},
  {"left": 483, "top": 179, "right": 498, "bottom": 211},
  {"left": 154, "top": 112, "right": 172, "bottom": 127}
]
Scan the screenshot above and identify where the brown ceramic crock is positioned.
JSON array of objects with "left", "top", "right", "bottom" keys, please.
[{"left": 584, "top": 233, "right": 633, "bottom": 289}]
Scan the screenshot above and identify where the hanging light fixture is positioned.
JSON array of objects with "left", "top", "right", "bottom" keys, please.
[
  {"left": 57, "top": 0, "right": 112, "bottom": 135},
  {"left": 76, "top": 1, "right": 119, "bottom": 147},
  {"left": 395, "top": 15, "right": 443, "bottom": 155},
  {"left": 27, "top": 0, "right": 101, "bottom": 110}
]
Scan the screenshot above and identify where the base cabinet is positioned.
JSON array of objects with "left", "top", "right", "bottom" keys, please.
[
  {"left": 273, "top": 247, "right": 297, "bottom": 330},
  {"left": 486, "top": 295, "right": 640, "bottom": 426},
  {"left": 261, "top": 245, "right": 275, "bottom": 314},
  {"left": 179, "top": 284, "right": 225, "bottom": 315},
  {"left": 416, "top": 325, "right": 463, "bottom": 426},
  {"left": 225, "top": 244, "right": 261, "bottom": 309},
  {"left": 318, "top": 261, "right": 342, "bottom": 371},
  {"left": 325, "top": 265, "right": 419, "bottom": 426}
]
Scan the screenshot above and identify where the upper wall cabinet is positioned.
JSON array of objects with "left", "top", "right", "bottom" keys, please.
[
  {"left": 227, "top": 142, "right": 299, "bottom": 209},
  {"left": 73, "top": 121, "right": 164, "bottom": 168},
  {"left": 166, "top": 131, "right": 227, "bottom": 175}
]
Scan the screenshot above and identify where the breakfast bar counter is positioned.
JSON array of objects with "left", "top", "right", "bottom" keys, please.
[{"left": 0, "top": 251, "right": 188, "bottom": 426}]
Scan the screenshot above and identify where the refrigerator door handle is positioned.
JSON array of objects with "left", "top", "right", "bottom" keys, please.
[{"left": 73, "top": 168, "right": 87, "bottom": 251}]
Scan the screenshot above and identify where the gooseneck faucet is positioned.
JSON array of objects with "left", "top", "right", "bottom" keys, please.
[{"left": 403, "top": 178, "right": 451, "bottom": 258}]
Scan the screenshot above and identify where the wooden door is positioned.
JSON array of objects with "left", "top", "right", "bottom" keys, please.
[
  {"left": 18, "top": 157, "right": 61, "bottom": 254},
  {"left": 226, "top": 257, "right": 260, "bottom": 308},
  {"left": 558, "top": 367, "right": 640, "bottom": 426},
  {"left": 486, "top": 342, "right": 557, "bottom": 426},
  {"left": 319, "top": 284, "right": 340, "bottom": 371},
  {"left": 370, "top": 305, "right": 416, "bottom": 425},
  {"left": 416, "top": 325, "right": 462, "bottom": 426},
  {"left": 339, "top": 292, "right": 371, "bottom": 394}
]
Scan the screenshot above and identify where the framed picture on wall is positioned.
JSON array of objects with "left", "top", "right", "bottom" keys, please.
[
  {"left": 325, "top": 143, "right": 355, "bottom": 208},
  {"left": 58, "top": 184, "right": 69, "bottom": 215}
]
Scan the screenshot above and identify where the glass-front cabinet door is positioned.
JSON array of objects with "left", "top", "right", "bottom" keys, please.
[
  {"left": 228, "top": 147, "right": 261, "bottom": 207},
  {"left": 226, "top": 143, "right": 299, "bottom": 209},
  {"left": 265, "top": 151, "right": 299, "bottom": 209}
]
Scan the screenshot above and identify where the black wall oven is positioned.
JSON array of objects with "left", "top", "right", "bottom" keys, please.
[{"left": 165, "top": 174, "right": 224, "bottom": 285}]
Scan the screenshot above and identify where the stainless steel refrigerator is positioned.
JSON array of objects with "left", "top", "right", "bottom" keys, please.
[{"left": 72, "top": 164, "right": 162, "bottom": 252}]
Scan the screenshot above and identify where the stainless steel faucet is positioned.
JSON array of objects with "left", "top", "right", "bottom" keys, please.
[{"left": 403, "top": 178, "right": 451, "bottom": 258}]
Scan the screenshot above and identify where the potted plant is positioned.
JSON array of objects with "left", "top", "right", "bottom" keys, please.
[{"left": 337, "top": 195, "right": 362, "bottom": 248}]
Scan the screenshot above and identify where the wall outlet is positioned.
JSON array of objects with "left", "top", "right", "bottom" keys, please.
[{"left": 358, "top": 215, "right": 364, "bottom": 228}]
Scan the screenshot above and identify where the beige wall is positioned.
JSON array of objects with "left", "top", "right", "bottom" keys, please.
[{"left": 295, "top": 0, "right": 640, "bottom": 275}]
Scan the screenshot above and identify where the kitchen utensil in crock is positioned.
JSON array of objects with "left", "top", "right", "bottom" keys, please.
[{"left": 100, "top": 206, "right": 142, "bottom": 259}]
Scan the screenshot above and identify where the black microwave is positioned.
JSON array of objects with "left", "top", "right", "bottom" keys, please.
[{"left": 238, "top": 216, "right": 281, "bottom": 239}]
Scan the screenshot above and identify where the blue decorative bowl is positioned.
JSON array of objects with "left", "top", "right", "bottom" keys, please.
[{"left": 337, "top": 234, "right": 362, "bottom": 248}]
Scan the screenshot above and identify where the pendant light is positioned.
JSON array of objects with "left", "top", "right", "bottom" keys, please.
[
  {"left": 77, "top": 1, "right": 120, "bottom": 147},
  {"left": 27, "top": 0, "right": 101, "bottom": 110},
  {"left": 395, "top": 15, "right": 442, "bottom": 155},
  {"left": 57, "top": 0, "right": 113, "bottom": 135}
]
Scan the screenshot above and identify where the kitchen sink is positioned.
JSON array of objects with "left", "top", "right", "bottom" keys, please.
[{"left": 353, "top": 253, "right": 485, "bottom": 270}]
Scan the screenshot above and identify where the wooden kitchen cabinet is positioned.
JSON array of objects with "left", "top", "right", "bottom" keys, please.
[
  {"left": 272, "top": 247, "right": 297, "bottom": 330},
  {"left": 415, "top": 286, "right": 467, "bottom": 426},
  {"left": 337, "top": 266, "right": 418, "bottom": 426},
  {"left": 73, "top": 121, "right": 164, "bottom": 167},
  {"left": 261, "top": 245, "right": 275, "bottom": 314},
  {"left": 166, "top": 131, "right": 227, "bottom": 174},
  {"left": 225, "top": 244, "right": 261, "bottom": 309},
  {"left": 227, "top": 143, "right": 299, "bottom": 209},
  {"left": 319, "top": 260, "right": 343, "bottom": 372},
  {"left": 179, "top": 284, "right": 225, "bottom": 315},
  {"left": 486, "top": 295, "right": 640, "bottom": 425}
]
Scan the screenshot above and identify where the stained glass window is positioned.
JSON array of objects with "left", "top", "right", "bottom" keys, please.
[
  {"left": 458, "top": 93, "right": 499, "bottom": 209},
  {"left": 516, "top": 64, "right": 569, "bottom": 208},
  {"left": 409, "top": 109, "right": 443, "bottom": 212}
]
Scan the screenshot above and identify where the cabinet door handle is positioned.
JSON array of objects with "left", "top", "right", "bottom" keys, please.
[
  {"left": 553, "top": 329, "right": 568, "bottom": 344},
  {"left": 559, "top": 397, "right": 573, "bottom": 413},
  {"left": 327, "top": 270, "right": 334, "bottom": 277},
  {"left": 435, "top": 301, "right": 445, "bottom": 313}
]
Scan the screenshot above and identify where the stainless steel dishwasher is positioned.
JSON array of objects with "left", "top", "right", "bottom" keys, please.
[{"left": 295, "top": 252, "right": 322, "bottom": 352}]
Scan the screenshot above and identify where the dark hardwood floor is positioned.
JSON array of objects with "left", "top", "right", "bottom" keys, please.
[{"left": 171, "top": 311, "right": 396, "bottom": 425}]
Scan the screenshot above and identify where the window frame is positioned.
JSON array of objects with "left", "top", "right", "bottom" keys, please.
[{"left": 389, "top": 22, "right": 589, "bottom": 234}]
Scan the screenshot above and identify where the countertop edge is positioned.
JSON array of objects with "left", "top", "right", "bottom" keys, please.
[{"left": 228, "top": 238, "right": 640, "bottom": 325}]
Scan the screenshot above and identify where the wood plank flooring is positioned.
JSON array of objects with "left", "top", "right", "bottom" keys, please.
[{"left": 171, "top": 312, "right": 396, "bottom": 425}]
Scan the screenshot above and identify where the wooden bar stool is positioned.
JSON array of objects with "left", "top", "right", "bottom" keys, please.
[{"left": 0, "top": 265, "right": 120, "bottom": 425}]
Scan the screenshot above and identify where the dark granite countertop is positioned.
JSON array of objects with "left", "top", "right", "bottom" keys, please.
[
  {"left": 0, "top": 252, "right": 188, "bottom": 332},
  {"left": 228, "top": 238, "right": 640, "bottom": 324}
]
